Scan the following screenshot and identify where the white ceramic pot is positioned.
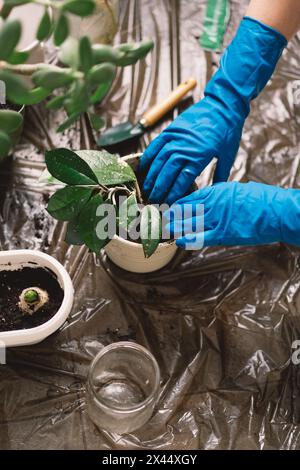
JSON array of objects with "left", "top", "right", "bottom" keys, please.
[
  {"left": 105, "top": 237, "right": 178, "bottom": 274},
  {"left": 104, "top": 154, "right": 178, "bottom": 273},
  {"left": 0, "top": 250, "right": 74, "bottom": 348}
]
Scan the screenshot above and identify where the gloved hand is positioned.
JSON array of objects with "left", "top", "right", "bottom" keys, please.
[
  {"left": 164, "top": 182, "right": 300, "bottom": 249},
  {"left": 140, "top": 17, "right": 287, "bottom": 205}
]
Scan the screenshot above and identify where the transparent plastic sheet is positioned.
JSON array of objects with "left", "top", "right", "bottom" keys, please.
[{"left": 0, "top": 0, "right": 300, "bottom": 450}]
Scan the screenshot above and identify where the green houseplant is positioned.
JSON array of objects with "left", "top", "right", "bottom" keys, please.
[
  {"left": 41, "top": 148, "right": 177, "bottom": 272},
  {"left": 0, "top": 0, "right": 153, "bottom": 158}
]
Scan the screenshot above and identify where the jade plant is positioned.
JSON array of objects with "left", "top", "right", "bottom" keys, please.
[
  {"left": 41, "top": 148, "right": 163, "bottom": 257},
  {"left": 0, "top": 0, "right": 153, "bottom": 156}
]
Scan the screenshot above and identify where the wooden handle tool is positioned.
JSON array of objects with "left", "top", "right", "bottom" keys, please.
[{"left": 140, "top": 78, "right": 197, "bottom": 128}]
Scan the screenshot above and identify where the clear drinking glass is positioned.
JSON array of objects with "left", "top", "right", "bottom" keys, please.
[{"left": 86, "top": 342, "right": 160, "bottom": 434}]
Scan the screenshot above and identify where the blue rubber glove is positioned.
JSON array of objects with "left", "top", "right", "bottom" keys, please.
[
  {"left": 140, "top": 17, "right": 287, "bottom": 205},
  {"left": 164, "top": 182, "right": 300, "bottom": 249}
]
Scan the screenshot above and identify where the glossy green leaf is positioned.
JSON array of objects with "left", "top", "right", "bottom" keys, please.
[
  {"left": 140, "top": 205, "right": 162, "bottom": 258},
  {"left": 40, "top": 150, "right": 136, "bottom": 186},
  {"left": 78, "top": 193, "right": 111, "bottom": 252},
  {"left": 0, "top": 130, "right": 11, "bottom": 159},
  {"left": 62, "top": 0, "right": 95, "bottom": 17},
  {"left": 79, "top": 36, "right": 93, "bottom": 74},
  {"left": 76, "top": 150, "right": 136, "bottom": 185},
  {"left": 36, "top": 9, "right": 52, "bottom": 41},
  {"left": 54, "top": 13, "right": 69, "bottom": 46},
  {"left": 45, "top": 148, "right": 98, "bottom": 185},
  {"left": 0, "top": 20, "right": 21, "bottom": 61},
  {"left": 0, "top": 109, "right": 23, "bottom": 133},
  {"left": 32, "top": 66, "right": 75, "bottom": 91},
  {"left": 47, "top": 186, "right": 93, "bottom": 221}
]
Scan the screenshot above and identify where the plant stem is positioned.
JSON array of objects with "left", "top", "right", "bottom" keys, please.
[
  {"left": 0, "top": 62, "right": 75, "bottom": 78},
  {"left": 107, "top": 186, "right": 132, "bottom": 205},
  {"left": 0, "top": 61, "right": 42, "bottom": 75},
  {"left": 71, "top": 183, "right": 110, "bottom": 193},
  {"left": 72, "top": 185, "right": 101, "bottom": 188},
  {"left": 135, "top": 180, "right": 144, "bottom": 204}
]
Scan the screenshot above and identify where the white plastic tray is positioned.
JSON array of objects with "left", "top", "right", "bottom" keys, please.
[{"left": 0, "top": 250, "right": 74, "bottom": 347}]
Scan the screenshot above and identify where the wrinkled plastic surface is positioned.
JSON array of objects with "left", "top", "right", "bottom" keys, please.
[{"left": 0, "top": 0, "right": 300, "bottom": 450}]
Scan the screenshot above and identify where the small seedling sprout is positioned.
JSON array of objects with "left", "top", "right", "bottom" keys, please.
[
  {"left": 19, "top": 287, "right": 49, "bottom": 314},
  {"left": 24, "top": 289, "right": 39, "bottom": 304}
]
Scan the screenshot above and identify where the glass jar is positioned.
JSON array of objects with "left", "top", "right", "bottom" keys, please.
[{"left": 86, "top": 342, "right": 160, "bottom": 434}]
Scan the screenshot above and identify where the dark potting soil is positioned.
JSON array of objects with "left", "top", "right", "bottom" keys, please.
[{"left": 0, "top": 266, "right": 64, "bottom": 332}]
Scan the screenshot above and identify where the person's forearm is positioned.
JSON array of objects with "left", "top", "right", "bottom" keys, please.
[{"left": 247, "top": 0, "right": 300, "bottom": 40}]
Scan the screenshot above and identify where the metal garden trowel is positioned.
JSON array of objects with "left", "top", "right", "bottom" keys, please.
[{"left": 98, "top": 78, "right": 197, "bottom": 148}]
